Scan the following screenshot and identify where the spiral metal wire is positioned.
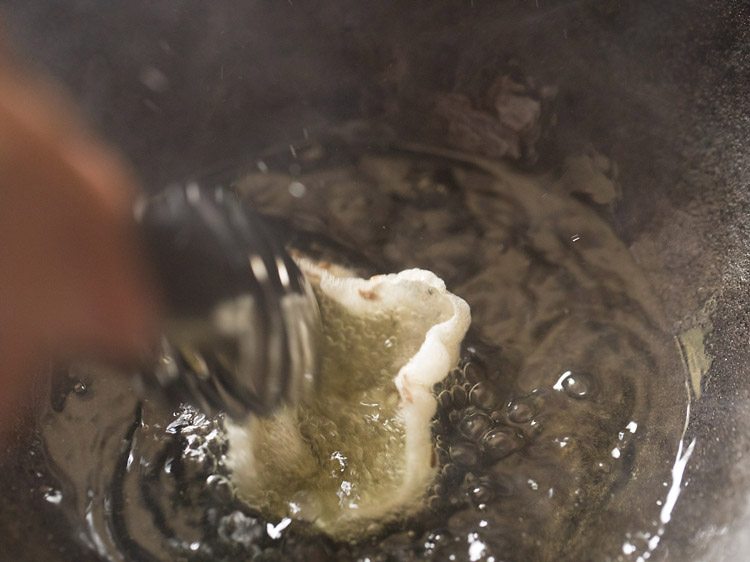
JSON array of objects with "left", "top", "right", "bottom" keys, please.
[{"left": 135, "top": 184, "right": 319, "bottom": 420}]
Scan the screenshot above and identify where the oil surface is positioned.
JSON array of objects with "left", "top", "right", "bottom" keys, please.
[{"left": 36, "top": 141, "right": 690, "bottom": 562}]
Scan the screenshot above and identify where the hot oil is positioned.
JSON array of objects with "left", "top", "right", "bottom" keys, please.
[{"left": 35, "top": 141, "right": 690, "bottom": 562}]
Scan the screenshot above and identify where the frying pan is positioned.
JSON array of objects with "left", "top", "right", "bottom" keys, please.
[{"left": 0, "top": 1, "right": 748, "bottom": 560}]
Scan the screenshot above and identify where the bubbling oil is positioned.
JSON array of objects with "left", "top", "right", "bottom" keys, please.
[{"left": 35, "top": 141, "right": 689, "bottom": 562}]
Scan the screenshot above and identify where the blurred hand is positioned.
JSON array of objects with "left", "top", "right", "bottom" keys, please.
[{"left": 0, "top": 47, "right": 160, "bottom": 425}]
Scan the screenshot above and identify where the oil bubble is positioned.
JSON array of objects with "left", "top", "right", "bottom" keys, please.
[
  {"left": 436, "top": 446, "right": 450, "bottom": 465},
  {"left": 463, "top": 361, "right": 486, "bottom": 384},
  {"left": 469, "top": 382, "right": 497, "bottom": 411},
  {"left": 427, "top": 495, "right": 442, "bottom": 511},
  {"left": 564, "top": 373, "right": 593, "bottom": 398},
  {"left": 449, "top": 367, "right": 463, "bottom": 381},
  {"left": 437, "top": 390, "right": 453, "bottom": 410},
  {"left": 459, "top": 411, "right": 492, "bottom": 441},
  {"left": 468, "top": 483, "right": 494, "bottom": 507},
  {"left": 482, "top": 427, "right": 520, "bottom": 461},
  {"left": 451, "top": 385, "right": 468, "bottom": 409},
  {"left": 41, "top": 486, "right": 63, "bottom": 504},
  {"left": 449, "top": 442, "right": 480, "bottom": 467},
  {"left": 422, "top": 529, "right": 451, "bottom": 551},
  {"left": 206, "top": 474, "right": 235, "bottom": 503},
  {"left": 217, "top": 510, "right": 263, "bottom": 548},
  {"left": 288, "top": 181, "right": 307, "bottom": 198},
  {"left": 508, "top": 395, "right": 541, "bottom": 423},
  {"left": 489, "top": 410, "right": 505, "bottom": 423},
  {"left": 508, "top": 401, "right": 536, "bottom": 423},
  {"left": 554, "top": 371, "right": 594, "bottom": 399},
  {"left": 441, "top": 462, "right": 461, "bottom": 482},
  {"left": 448, "top": 410, "right": 461, "bottom": 425},
  {"left": 431, "top": 419, "right": 444, "bottom": 436}
]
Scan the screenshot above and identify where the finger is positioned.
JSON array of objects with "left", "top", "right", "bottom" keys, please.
[{"left": 0, "top": 68, "right": 161, "bottom": 365}]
